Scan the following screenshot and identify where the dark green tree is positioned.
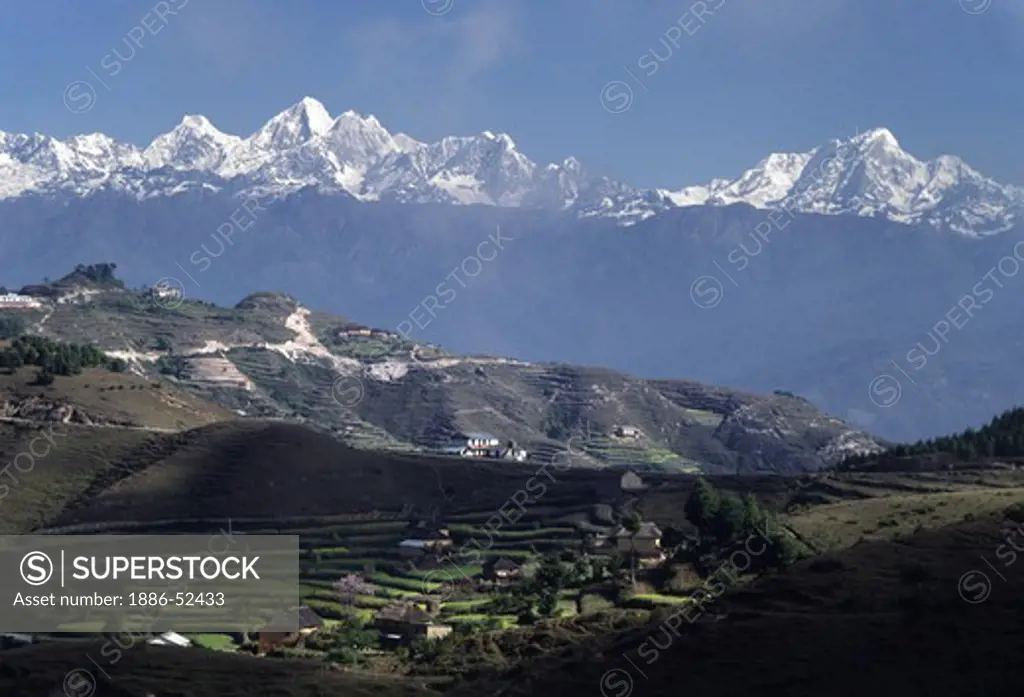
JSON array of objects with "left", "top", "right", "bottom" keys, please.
[
  {"left": 711, "top": 491, "right": 746, "bottom": 543},
  {"left": 685, "top": 478, "right": 721, "bottom": 530},
  {"left": 741, "top": 493, "right": 766, "bottom": 533},
  {"left": 33, "top": 369, "right": 55, "bottom": 386}
]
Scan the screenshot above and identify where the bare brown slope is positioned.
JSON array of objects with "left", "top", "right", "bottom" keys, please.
[
  {"left": 0, "top": 365, "right": 231, "bottom": 431},
  {"left": 465, "top": 509, "right": 1024, "bottom": 697}
]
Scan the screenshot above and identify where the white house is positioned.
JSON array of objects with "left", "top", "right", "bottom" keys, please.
[
  {"left": 0, "top": 293, "right": 41, "bottom": 310},
  {"left": 452, "top": 432, "right": 528, "bottom": 461},
  {"left": 151, "top": 284, "right": 183, "bottom": 300},
  {"left": 615, "top": 425, "right": 643, "bottom": 439},
  {"left": 464, "top": 432, "right": 501, "bottom": 449},
  {"left": 147, "top": 631, "right": 192, "bottom": 648}
]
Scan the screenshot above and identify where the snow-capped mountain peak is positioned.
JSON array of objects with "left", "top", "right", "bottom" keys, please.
[
  {"left": 393, "top": 132, "right": 424, "bottom": 153},
  {"left": 849, "top": 127, "right": 901, "bottom": 150},
  {"left": 143, "top": 114, "right": 239, "bottom": 170},
  {"left": 324, "top": 110, "right": 401, "bottom": 164},
  {"left": 0, "top": 100, "right": 1019, "bottom": 235},
  {"left": 247, "top": 97, "right": 334, "bottom": 152},
  {"left": 659, "top": 127, "right": 1022, "bottom": 235}
]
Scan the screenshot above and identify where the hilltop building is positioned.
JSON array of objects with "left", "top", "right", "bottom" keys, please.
[
  {"left": 149, "top": 284, "right": 182, "bottom": 301},
  {"left": 614, "top": 425, "right": 643, "bottom": 439},
  {"left": 0, "top": 293, "right": 41, "bottom": 310}
]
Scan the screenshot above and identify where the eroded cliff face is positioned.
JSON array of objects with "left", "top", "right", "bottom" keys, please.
[{"left": 0, "top": 397, "right": 97, "bottom": 424}]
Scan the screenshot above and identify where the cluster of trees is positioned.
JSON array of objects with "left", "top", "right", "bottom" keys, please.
[
  {"left": 19, "top": 264, "right": 125, "bottom": 299},
  {"left": 684, "top": 478, "right": 803, "bottom": 567},
  {"left": 0, "top": 336, "right": 127, "bottom": 382},
  {"left": 156, "top": 355, "right": 188, "bottom": 378},
  {"left": 487, "top": 553, "right": 600, "bottom": 623},
  {"left": 60, "top": 263, "right": 124, "bottom": 288},
  {"left": 842, "top": 407, "right": 1024, "bottom": 468},
  {"left": 685, "top": 479, "right": 770, "bottom": 545}
]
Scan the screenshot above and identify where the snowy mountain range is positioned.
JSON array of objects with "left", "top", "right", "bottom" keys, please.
[{"left": 1, "top": 97, "right": 1021, "bottom": 235}]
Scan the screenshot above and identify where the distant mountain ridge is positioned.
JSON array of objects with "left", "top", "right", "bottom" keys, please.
[{"left": 1, "top": 98, "right": 1020, "bottom": 235}]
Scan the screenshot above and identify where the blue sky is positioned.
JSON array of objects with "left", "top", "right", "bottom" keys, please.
[{"left": 0, "top": 0, "right": 1021, "bottom": 189}]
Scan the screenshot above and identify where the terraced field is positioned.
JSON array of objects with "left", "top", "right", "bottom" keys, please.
[{"left": 52, "top": 501, "right": 655, "bottom": 654}]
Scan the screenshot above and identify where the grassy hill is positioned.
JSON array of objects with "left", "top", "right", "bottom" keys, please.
[{"left": 0, "top": 364, "right": 231, "bottom": 430}]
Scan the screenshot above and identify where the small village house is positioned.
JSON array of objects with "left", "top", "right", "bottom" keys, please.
[
  {"left": 615, "top": 521, "right": 664, "bottom": 558},
  {"left": 487, "top": 557, "right": 521, "bottom": 583},
  {"left": 257, "top": 606, "right": 324, "bottom": 655},
  {"left": 398, "top": 520, "right": 453, "bottom": 557},
  {"left": 372, "top": 602, "right": 453, "bottom": 645},
  {"left": 614, "top": 425, "right": 642, "bottom": 439},
  {"left": 150, "top": 283, "right": 182, "bottom": 300},
  {"left": 455, "top": 432, "right": 528, "bottom": 461}
]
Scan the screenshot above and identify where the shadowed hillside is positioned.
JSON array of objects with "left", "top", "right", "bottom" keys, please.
[
  {"left": 0, "top": 641, "right": 437, "bottom": 697},
  {"left": 34, "top": 420, "right": 623, "bottom": 529}
]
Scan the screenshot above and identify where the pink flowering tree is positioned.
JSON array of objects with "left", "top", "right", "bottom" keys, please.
[{"left": 334, "top": 574, "right": 376, "bottom": 606}]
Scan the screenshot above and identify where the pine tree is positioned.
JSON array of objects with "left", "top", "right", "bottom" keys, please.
[
  {"left": 685, "top": 478, "right": 722, "bottom": 532},
  {"left": 712, "top": 491, "right": 746, "bottom": 543}
]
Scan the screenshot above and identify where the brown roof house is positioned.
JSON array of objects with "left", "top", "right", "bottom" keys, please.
[
  {"left": 373, "top": 602, "right": 453, "bottom": 645},
  {"left": 398, "top": 521, "right": 453, "bottom": 558},
  {"left": 257, "top": 605, "right": 325, "bottom": 655},
  {"left": 486, "top": 557, "right": 522, "bottom": 583},
  {"left": 615, "top": 522, "right": 665, "bottom": 559}
]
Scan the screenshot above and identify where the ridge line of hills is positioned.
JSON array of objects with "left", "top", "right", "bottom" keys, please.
[{"left": 0, "top": 263, "right": 886, "bottom": 475}]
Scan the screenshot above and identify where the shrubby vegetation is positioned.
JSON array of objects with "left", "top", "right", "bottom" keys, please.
[
  {"left": 0, "top": 316, "right": 25, "bottom": 340},
  {"left": 0, "top": 336, "right": 127, "bottom": 379},
  {"left": 156, "top": 355, "right": 189, "bottom": 378},
  {"left": 303, "top": 616, "right": 379, "bottom": 664}
]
